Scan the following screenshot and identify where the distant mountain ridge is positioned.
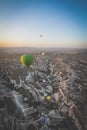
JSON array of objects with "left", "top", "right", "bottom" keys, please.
[{"left": 0, "top": 47, "right": 87, "bottom": 55}]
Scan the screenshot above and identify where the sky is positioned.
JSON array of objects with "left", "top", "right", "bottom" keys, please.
[{"left": 0, "top": 0, "right": 87, "bottom": 48}]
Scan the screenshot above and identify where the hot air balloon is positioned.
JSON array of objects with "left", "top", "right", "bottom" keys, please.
[
  {"left": 40, "top": 34, "right": 43, "bottom": 37},
  {"left": 42, "top": 52, "right": 45, "bottom": 56},
  {"left": 20, "top": 54, "right": 34, "bottom": 68},
  {"left": 40, "top": 117, "right": 46, "bottom": 123},
  {"left": 46, "top": 96, "right": 51, "bottom": 101}
]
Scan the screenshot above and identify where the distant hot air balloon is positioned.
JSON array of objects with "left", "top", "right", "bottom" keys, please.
[
  {"left": 20, "top": 54, "right": 34, "bottom": 68},
  {"left": 59, "top": 71, "right": 63, "bottom": 77},
  {"left": 46, "top": 96, "right": 51, "bottom": 101},
  {"left": 40, "top": 34, "right": 43, "bottom": 37},
  {"left": 42, "top": 52, "right": 45, "bottom": 56}
]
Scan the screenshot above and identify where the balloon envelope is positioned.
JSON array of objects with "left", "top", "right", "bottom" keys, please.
[
  {"left": 40, "top": 117, "right": 45, "bottom": 123},
  {"left": 40, "top": 34, "right": 42, "bottom": 37},
  {"left": 20, "top": 54, "right": 34, "bottom": 67},
  {"left": 42, "top": 52, "right": 45, "bottom": 56},
  {"left": 46, "top": 96, "right": 51, "bottom": 101}
]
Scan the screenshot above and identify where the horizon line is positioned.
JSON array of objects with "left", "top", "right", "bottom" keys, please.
[{"left": 0, "top": 46, "right": 87, "bottom": 49}]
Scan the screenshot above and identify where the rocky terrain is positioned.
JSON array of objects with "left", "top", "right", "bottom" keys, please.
[{"left": 0, "top": 49, "right": 87, "bottom": 130}]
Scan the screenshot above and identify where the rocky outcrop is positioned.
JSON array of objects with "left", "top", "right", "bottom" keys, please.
[{"left": 0, "top": 52, "right": 87, "bottom": 130}]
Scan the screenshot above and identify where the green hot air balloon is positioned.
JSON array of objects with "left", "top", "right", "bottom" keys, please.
[{"left": 20, "top": 54, "right": 34, "bottom": 68}]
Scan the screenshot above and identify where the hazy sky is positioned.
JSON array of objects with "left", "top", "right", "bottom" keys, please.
[{"left": 0, "top": 0, "right": 87, "bottom": 48}]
